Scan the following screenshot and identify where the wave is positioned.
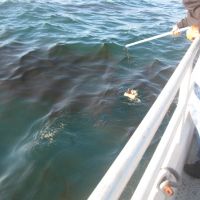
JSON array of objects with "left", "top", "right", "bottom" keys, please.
[{"left": 0, "top": 41, "right": 175, "bottom": 112}]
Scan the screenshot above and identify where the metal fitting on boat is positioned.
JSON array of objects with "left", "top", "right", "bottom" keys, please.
[
  {"left": 158, "top": 168, "right": 180, "bottom": 197},
  {"left": 160, "top": 180, "right": 175, "bottom": 197}
]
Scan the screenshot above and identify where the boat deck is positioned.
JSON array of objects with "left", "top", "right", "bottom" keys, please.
[{"left": 174, "top": 132, "right": 200, "bottom": 200}]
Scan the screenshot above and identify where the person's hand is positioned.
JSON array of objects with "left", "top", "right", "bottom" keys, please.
[
  {"left": 171, "top": 25, "right": 180, "bottom": 36},
  {"left": 186, "top": 25, "right": 200, "bottom": 41}
]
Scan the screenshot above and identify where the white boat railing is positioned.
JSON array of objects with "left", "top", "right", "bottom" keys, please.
[{"left": 88, "top": 37, "right": 200, "bottom": 200}]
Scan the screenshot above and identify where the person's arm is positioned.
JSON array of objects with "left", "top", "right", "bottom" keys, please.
[
  {"left": 172, "top": 15, "right": 189, "bottom": 35},
  {"left": 172, "top": 0, "right": 200, "bottom": 37},
  {"left": 178, "top": 0, "right": 200, "bottom": 28},
  {"left": 177, "top": 17, "right": 189, "bottom": 29}
]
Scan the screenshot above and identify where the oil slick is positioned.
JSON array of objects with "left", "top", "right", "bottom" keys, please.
[{"left": 124, "top": 88, "right": 140, "bottom": 102}]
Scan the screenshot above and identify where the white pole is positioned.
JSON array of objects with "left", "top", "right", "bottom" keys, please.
[{"left": 125, "top": 27, "right": 189, "bottom": 48}]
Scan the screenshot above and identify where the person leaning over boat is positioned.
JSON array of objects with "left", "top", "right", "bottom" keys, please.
[
  {"left": 172, "top": 0, "right": 200, "bottom": 179},
  {"left": 172, "top": 0, "right": 200, "bottom": 40}
]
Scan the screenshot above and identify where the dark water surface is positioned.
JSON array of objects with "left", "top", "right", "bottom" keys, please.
[{"left": 0, "top": 0, "right": 190, "bottom": 199}]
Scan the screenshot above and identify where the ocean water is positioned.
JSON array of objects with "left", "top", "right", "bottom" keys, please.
[{"left": 0, "top": 0, "right": 190, "bottom": 199}]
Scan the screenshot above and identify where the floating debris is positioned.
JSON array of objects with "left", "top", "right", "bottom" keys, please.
[{"left": 124, "top": 88, "right": 140, "bottom": 102}]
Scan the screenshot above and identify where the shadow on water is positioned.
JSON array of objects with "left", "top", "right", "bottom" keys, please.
[{"left": 0, "top": 41, "right": 176, "bottom": 200}]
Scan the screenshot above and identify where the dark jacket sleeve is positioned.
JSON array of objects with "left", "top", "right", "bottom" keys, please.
[
  {"left": 177, "top": 0, "right": 200, "bottom": 28},
  {"left": 177, "top": 16, "right": 190, "bottom": 28}
]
